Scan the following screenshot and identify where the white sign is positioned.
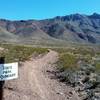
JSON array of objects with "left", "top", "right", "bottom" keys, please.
[{"left": 0, "top": 62, "right": 18, "bottom": 80}]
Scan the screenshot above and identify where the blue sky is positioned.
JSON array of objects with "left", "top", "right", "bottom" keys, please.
[{"left": 0, "top": 0, "right": 100, "bottom": 20}]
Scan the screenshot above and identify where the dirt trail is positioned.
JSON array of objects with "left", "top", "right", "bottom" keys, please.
[{"left": 3, "top": 50, "right": 80, "bottom": 100}]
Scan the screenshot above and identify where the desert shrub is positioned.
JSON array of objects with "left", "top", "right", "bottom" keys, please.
[
  {"left": 95, "top": 62, "right": 100, "bottom": 71},
  {"left": 57, "top": 53, "right": 78, "bottom": 70},
  {"left": 0, "top": 44, "right": 49, "bottom": 63}
]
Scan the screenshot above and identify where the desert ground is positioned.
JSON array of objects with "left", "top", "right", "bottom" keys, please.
[{"left": 3, "top": 50, "right": 80, "bottom": 100}]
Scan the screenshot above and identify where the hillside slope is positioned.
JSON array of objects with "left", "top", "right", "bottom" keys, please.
[
  {"left": 0, "top": 13, "right": 100, "bottom": 44},
  {"left": 0, "top": 27, "right": 18, "bottom": 42}
]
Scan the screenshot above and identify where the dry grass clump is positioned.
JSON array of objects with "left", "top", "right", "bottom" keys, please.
[{"left": 0, "top": 44, "right": 48, "bottom": 63}]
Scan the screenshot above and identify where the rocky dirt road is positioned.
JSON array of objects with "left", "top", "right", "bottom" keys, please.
[{"left": 3, "top": 50, "right": 80, "bottom": 100}]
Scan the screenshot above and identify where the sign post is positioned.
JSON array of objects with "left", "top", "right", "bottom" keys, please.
[
  {"left": 0, "top": 57, "right": 5, "bottom": 100},
  {"left": 0, "top": 57, "right": 18, "bottom": 100}
]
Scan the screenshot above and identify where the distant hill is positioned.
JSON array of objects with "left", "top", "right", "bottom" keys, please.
[
  {"left": 0, "top": 13, "right": 100, "bottom": 44},
  {"left": 0, "top": 26, "right": 18, "bottom": 42}
]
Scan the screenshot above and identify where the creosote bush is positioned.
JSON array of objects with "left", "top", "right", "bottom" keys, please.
[{"left": 57, "top": 53, "right": 78, "bottom": 70}]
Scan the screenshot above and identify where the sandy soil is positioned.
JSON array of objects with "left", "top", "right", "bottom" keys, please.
[{"left": 3, "top": 50, "right": 80, "bottom": 100}]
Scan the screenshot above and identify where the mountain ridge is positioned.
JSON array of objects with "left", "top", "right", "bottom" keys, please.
[{"left": 0, "top": 13, "right": 100, "bottom": 44}]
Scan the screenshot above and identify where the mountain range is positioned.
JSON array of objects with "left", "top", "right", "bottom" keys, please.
[{"left": 0, "top": 13, "right": 100, "bottom": 45}]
